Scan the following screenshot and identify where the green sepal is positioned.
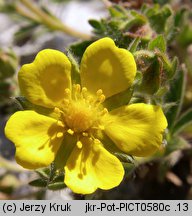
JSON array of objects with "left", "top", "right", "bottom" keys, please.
[
  {"left": 15, "top": 96, "right": 58, "bottom": 119},
  {"left": 103, "top": 88, "right": 133, "bottom": 111},
  {"left": 69, "top": 40, "right": 94, "bottom": 60},
  {"left": 54, "top": 134, "right": 77, "bottom": 169},
  {"left": 122, "top": 162, "right": 135, "bottom": 177},
  {"left": 67, "top": 51, "right": 80, "bottom": 84}
]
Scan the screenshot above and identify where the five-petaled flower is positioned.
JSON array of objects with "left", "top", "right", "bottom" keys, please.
[{"left": 5, "top": 37, "right": 167, "bottom": 194}]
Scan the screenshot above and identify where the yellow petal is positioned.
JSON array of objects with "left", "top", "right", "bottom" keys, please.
[
  {"left": 18, "top": 49, "right": 71, "bottom": 108},
  {"left": 5, "top": 111, "right": 64, "bottom": 169},
  {"left": 80, "top": 37, "right": 136, "bottom": 98},
  {"left": 64, "top": 138, "right": 124, "bottom": 194},
  {"left": 103, "top": 103, "right": 168, "bottom": 157}
]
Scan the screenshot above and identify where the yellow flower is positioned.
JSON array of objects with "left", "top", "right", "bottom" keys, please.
[{"left": 5, "top": 37, "right": 167, "bottom": 194}]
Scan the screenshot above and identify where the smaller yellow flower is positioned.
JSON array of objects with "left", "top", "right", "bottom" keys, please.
[{"left": 5, "top": 37, "right": 167, "bottom": 194}]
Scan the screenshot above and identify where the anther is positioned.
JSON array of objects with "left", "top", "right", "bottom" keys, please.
[
  {"left": 101, "top": 108, "right": 108, "bottom": 115},
  {"left": 62, "top": 99, "right": 70, "bottom": 105},
  {"left": 99, "top": 94, "right": 105, "bottom": 103},
  {"left": 82, "top": 87, "right": 88, "bottom": 98},
  {"left": 96, "top": 89, "right": 103, "bottom": 96},
  {"left": 76, "top": 141, "right": 83, "bottom": 149},
  {"left": 75, "top": 84, "right": 81, "bottom": 92},
  {"left": 94, "top": 139, "right": 101, "bottom": 144},
  {"left": 82, "top": 87, "right": 87, "bottom": 93},
  {"left": 57, "top": 121, "right": 65, "bottom": 127},
  {"left": 67, "top": 129, "right": 74, "bottom": 135},
  {"left": 56, "top": 132, "right": 63, "bottom": 138},
  {"left": 82, "top": 132, "right": 88, "bottom": 137},
  {"left": 54, "top": 107, "right": 61, "bottom": 114}
]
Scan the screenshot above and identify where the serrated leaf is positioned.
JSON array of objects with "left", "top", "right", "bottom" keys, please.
[
  {"left": 29, "top": 179, "right": 47, "bottom": 188},
  {"left": 148, "top": 35, "right": 166, "bottom": 52},
  {"left": 172, "top": 108, "right": 192, "bottom": 135},
  {"left": 48, "top": 182, "right": 66, "bottom": 190}
]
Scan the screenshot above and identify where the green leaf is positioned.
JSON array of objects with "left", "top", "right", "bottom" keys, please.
[
  {"left": 36, "top": 168, "right": 50, "bottom": 179},
  {"left": 108, "top": 5, "right": 127, "bottom": 18},
  {"left": 165, "top": 136, "right": 190, "bottom": 155},
  {"left": 172, "top": 108, "right": 192, "bottom": 135},
  {"left": 88, "top": 19, "right": 105, "bottom": 32},
  {"left": 148, "top": 5, "right": 172, "bottom": 33},
  {"left": 29, "top": 179, "right": 47, "bottom": 188},
  {"left": 165, "top": 68, "right": 187, "bottom": 131},
  {"left": 153, "top": 0, "right": 170, "bottom": 5},
  {"left": 148, "top": 35, "right": 166, "bottom": 52},
  {"left": 128, "top": 38, "right": 141, "bottom": 53},
  {"left": 48, "top": 182, "right": 66, "bottom": 190}
]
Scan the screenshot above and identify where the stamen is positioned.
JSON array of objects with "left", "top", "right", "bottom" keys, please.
[
  {"left": 64, "top": 88, "right": 71, "bottom": 96},
  {"left": 82, "top": 87, "right": 87, "bottom": 93},
  {"left": 100, "top": 108, "right": 108, "bottom": 115},
  {"left": 67, "top": 129, "right": 74, "bottom": 135},
  {"left": 73, "top": 84, "right": 81, "bottom": 100},
  {"left": 54, "top": 107, "right": 61, "bottom": 114},
  {"left": 57, "top": 121, "right": 65, "bottom": 127},
  {"left": 82, "top": 132, "right": 88, "bottom": 137},
  {"left": 56, "top": 132, "right": 64, "bottom": 138},
  {"left": 76, "top": 141, "right": 83, "bottom": 149},
  {"left": 94, "top": 139, "right": 101, "bottom": 144},
  {"left": 99, "top": 94, "right": 105, "bottom": 103},
  {"left": 62, "top": 99, "right": 70, "bottom": 105},
  {"left": 75, "top": 84, "right": 81, "bottom": 92},
  {"left": 96, "top": 89, "right": 103, "bottom": 96},
  {"left": 81, "top": 87, "right": 88, "bottom": 99}
]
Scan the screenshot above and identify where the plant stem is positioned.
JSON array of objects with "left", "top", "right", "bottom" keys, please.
[{"left": 19, "top": 0, "right": 91, "bottom": 40}]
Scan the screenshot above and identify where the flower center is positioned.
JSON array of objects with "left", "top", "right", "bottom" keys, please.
[
  {"left": 65, "top": 100, "right": 96, "bottom": 132},
  {"left": 56, "top": 84, "right": 108, "bottom": 135}
]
